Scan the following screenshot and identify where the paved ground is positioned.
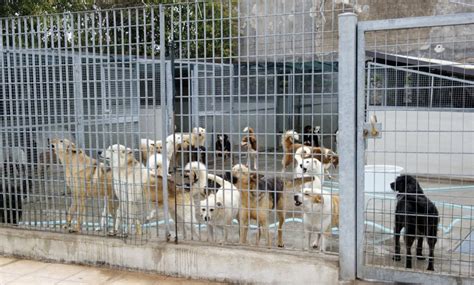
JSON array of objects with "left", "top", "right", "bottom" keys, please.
[{"left": 0, "top": 256, "right": 225, "bottom": 285}]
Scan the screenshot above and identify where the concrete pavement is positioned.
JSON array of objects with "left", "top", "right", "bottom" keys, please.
[{"left": 0, "top": 256, "right": 226, "bottom": 285}]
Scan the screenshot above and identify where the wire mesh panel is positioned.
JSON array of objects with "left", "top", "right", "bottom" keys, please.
[
  {"left": 361, "top": 20, "right": 474, "bottom": 278},
  {"left": 165, "top": 0, "right": 341, "bottom": 253},
  {"left": 0, "top": 8, "right": 167, "bottom": 244}
]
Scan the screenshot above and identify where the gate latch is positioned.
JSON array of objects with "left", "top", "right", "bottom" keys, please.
[{"left": 363, "top": 114, "right": 382, "bottom": 139}]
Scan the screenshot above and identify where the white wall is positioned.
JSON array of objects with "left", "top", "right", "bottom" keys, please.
[{"left": 367, "top": 110, "right": 474, "bottom": 178}]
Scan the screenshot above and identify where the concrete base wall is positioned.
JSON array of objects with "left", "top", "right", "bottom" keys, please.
[{"left": 0, "top": 228, "right": 339, "bottom": 284}]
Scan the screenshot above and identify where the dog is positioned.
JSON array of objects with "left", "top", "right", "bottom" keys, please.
[
  {"left": 199, "top": 174, "right": 240, "bottom": 242},
  {"left": 232, "top": 164, "right": 313, "bottom": 247},
  {"left": 191, "top": 127, "right": 206, "bottom": 148},
  {"left": 146, "top": 153, "right": 170, "bottom": 177},
  {"left": 102, "top": 144, "right": 196, "bottom": 237},
  {"left": 294, "top": 145, "right": 339, "bottom": 179},
  {"left": 294, "top": 189, "right": 339, "bottom": 251},
  {"left": 139, "top": 138, "right": 162, "bottom": 164},
  {"left": 241, "top": 127, "right": 258, "bottom": 170},
  {"left": 303, "top": 125, "right": 321, "bottom": 147},
  {"left": 50, "top": 138, "right": 117, "bottom": 233},
  {"left": 0, "top": 161, "right": 30, "bottom": 224},
  {"left": 215, "top": 134, "right": 231, "bottom": 159},
  {"left": 295, "top": 155, "right": 324, "bottom": 191},
  {"left": 390, "top": 175, "right": 439, "bottom": 271}
]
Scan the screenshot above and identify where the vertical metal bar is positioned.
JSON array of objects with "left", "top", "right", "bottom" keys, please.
[
  {"left": 356, "top": 16, "right": 367, "bottom": 280},
  {"left": 159, "top": 4, "right": 171, "bottom": 240},
  {"left": 338, "top": 12, "right": 358, "bottom": 281}
]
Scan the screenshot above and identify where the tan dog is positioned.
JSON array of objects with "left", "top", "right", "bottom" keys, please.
[
  {"left": 50, "top": 138, "right": 116, "bottom": 233},
  {"left": 102, "top": 144, "right": 196, "bottom": 237},
  {"left": 241, "top": 127, "right": 258, "bottom": 170},
  {"left": 232, "top": 164, "right": 313, "bottom": 247}
]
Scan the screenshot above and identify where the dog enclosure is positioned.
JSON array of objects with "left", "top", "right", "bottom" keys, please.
[{"left": 0, "top": 1, "right": 473, "bottom": 283}]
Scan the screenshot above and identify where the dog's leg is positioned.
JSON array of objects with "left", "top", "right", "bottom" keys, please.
[
  {"left": 72, "top": 192, "right": 86, "bottom": 233},
  {"left": 277, "top": 210, "right": 285, "bottom": 248},
  {"left": 393, "top": 218, "right": 403, "bottom": 261},
  {"left": 312, "top": 233, "right": 321, "bottom": 250},
  {"left": 208, "top": 224, "right": 215, "bottom": 242},
  {"left": 111, "top": 202, "right": 123, "bottom": 236},
  {"left": 321, "top": 232, "right": 331, "bottom": 252},
  {"left": 405, "top": 231, "right": 416, "bottom": 269},
  {"left": 253, "top": 153, "right": 258, "bottom": 170},
  {"left": 426, "top": 236, "right": 436, "bottom": 271},
  {"left": 65, "top": 187, "right": 79, "bottom": 231},
  {"left": 416, "top": 237, "right": 425, "bottom": 260},
  {"left": 305, "top": 230, "right": 312, "bottom": 250},
  {"left": 258, "top": 220, "right": 271, "bottom": 248},
  {"left": 239, "top": 212, "right": 248, "bottom": 244}
]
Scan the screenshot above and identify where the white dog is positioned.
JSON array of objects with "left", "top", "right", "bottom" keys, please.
[
  {"left": 191, "top": 127, "right": 206, "bottom": 147},
  {"left": 294, "top": 189, "right": 339, "bottom": 251},
  {"left": 183, "top": 161, "right": 211, "bottom": 197},
  {"left": 101, "top": 144, "right": 147, "bottom": 236},
  {"left": 200, "top": 174, "right": 240, "bottom": 242},
  {"left": 139, "top": 138, "right": 162, "bottom": 164},
  {"left": 294, "top": 151, "right": 324, "bottom": 191},
  {"left": 146, "top": 153, "right": 170, "bottom": 177}
]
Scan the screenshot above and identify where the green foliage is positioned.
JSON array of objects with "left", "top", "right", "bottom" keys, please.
[{"left": 0, "top": 0, "right": 238, "bottom": 60}]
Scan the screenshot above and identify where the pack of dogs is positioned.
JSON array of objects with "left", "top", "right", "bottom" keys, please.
[{"left": 1, "top": 124, "right": 441, "bottom": 270}]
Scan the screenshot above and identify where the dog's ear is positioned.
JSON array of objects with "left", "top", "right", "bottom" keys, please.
[
  {"left": 250, "top": 173, "right": 258, "bottom": 181},
  {"left": 67, "top": 143, "right": 78, "bottom": 153},
  {"left": 404, "top": 177, "right": 418, "bottom": 194},
  {"left": 312, "top": 194, "right": 324, "bottom": 204}
]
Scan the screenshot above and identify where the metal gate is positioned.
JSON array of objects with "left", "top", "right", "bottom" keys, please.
[{"left": 339, "top": 12, "right": 474, "bottom": 283}]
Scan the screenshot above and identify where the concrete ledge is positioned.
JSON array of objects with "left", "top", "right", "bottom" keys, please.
[{"left": 0, "top": 228, "right": 339, "bottom": 284}]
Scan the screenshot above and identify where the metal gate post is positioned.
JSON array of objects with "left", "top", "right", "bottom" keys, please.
[
  {"left": 159, "top": 4, "right": 171, "bottom": 240},
  {"left": 338, "top": 12, "right": 358, "bottom": 281}
]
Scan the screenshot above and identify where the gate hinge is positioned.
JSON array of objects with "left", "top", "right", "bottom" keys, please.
[{"left": 363, "top": 114, "right": 382, "bottom": 139}]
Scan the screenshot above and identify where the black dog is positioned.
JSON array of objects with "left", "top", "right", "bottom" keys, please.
[
  {"left": 390, "top": 175, "right": 439, "bottom": 271},
  {"left": 215, "top": 134, "right": 231, "bottom": 159},
  {"left": 0, "top": 162, "right": 29, "bottom": 224},
  {"left": 303, "top": 125, "right": 320, "bottom": 147}
]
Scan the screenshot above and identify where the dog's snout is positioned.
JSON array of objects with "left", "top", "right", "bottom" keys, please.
[
  {"left": 97, "top": 150, "right": 103, "bottom": 157},
  {"left": 204, "top": 216, "right": 210, "bottom": 222},
  {"left": 299, "top": 164, "right": 303, "bottom": 169},
  {"left": 293, "top": 194, "right": 298, "bottom": 201}
]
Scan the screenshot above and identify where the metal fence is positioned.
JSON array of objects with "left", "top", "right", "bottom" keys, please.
[{"left": 0, "top": 2, "right": 342, "bottom": 251}]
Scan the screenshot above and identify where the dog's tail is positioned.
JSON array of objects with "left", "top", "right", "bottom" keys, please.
[
  {"left": 206, "top": 173, "right": 234, "bottom": 191},
  {"left": 243, "top": 127, "right": 254, "bottom": 134}
]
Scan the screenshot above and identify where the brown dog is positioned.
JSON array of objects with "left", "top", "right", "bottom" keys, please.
[
  {"left": 232, "top": 164, "right": 313, "bottom": 247},
  {"left": 50, "top": 138, "right": 116, "bottom": 233},
  {"left": 281, "top": 130, "right": 338, "bottom": 175},
  {"left": 241, "top": 127, "right": 258, "bottom": 170}
]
